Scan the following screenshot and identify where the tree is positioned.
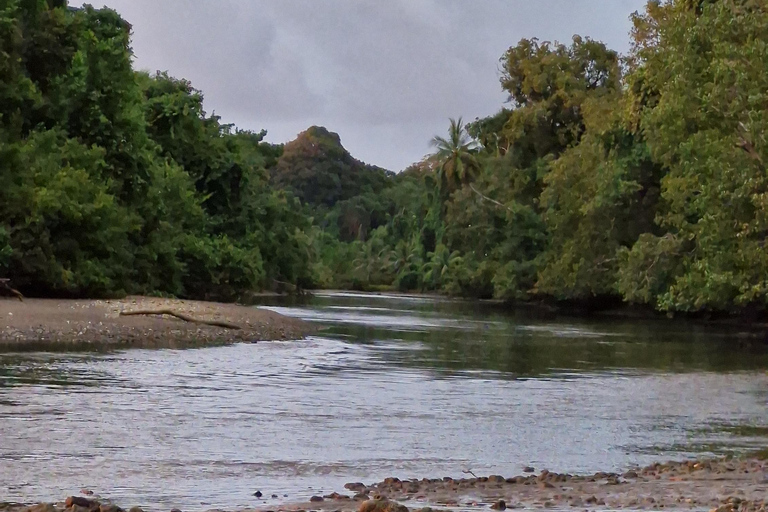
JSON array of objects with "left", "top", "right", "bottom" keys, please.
[
  {"left": 430, "top": 117, "right": 481, "bottom": 197},
  {"left": 617, "top": 0, "right": 768, "bottom": 312}
]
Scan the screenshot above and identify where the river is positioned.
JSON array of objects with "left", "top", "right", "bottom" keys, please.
[{"left": 1, "top": 291, "right": 767, "bottom": 510}]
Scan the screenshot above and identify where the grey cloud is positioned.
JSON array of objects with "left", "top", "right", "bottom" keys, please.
[{"left": 94, "top": 0, "right": 647, "bottom": 171}]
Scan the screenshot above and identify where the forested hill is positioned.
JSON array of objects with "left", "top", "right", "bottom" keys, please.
[
  {"left": 3, "top": 0, "right": 768, "bottom": 317},
  {"left": 270, "top": 126, "right": 393, "bottom": 208}
]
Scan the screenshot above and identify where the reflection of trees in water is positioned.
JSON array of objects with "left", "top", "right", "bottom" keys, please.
[{"left": 328, "top": 316, "right": 768, "bottom": 378}]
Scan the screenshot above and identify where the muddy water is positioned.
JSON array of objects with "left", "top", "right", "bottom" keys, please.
[{"left": 1, "top": 292, "right": 767, "bottom": 510}]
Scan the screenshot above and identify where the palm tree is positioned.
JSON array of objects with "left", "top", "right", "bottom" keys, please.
[
  {"left": 384, "top": 237, "right": 423, "bottom": 278},
  {"left": 430, "top": 117, "right": 481, "bottom": 197},
  {"left": 421, "top": 244, "right": 463, "bottom": 290},
  {"left": 352, "top": 240, "right": 380, "bottom": 284}
]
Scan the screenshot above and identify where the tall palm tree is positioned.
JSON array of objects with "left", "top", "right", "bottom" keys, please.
[{"left": 430, "top": 117, "right": 481, "bottom": 197}]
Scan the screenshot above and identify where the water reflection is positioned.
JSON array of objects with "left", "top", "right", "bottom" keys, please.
[
  {"left": 261, "top": 292, "right": 768, "bottom": 377},
  {"left": 0, "top": 292, "right": 766, "bottom": 510}
]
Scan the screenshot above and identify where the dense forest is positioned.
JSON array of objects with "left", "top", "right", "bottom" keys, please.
[{"left": 2, "top": 0, "right": 767, "bottom": 315}]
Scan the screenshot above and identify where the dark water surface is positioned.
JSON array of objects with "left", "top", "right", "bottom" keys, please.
[{"left": 1, "top": 292, "right": 767, "bottom": 509}]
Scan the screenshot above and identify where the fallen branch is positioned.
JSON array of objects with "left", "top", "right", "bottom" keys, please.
[
  {"left": 470, "top": 184, "right": 514, "bottom": 213},
  {"left": 119, "top": 309, "right": 242, "bottom": 330},
  {"left": 0, "top": 278, "right": 24, "bottom": 302},
  {"left": 462, "top": 469, "right": 478, "bottom": 478}
]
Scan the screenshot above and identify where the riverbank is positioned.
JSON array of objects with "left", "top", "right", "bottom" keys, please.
[
  {"left": 266, "top": 456, "right": 768, "bottom": 512},
  {"left": 0, "top": 296, "right": 314, "bottom": 350},
  {"left": 3, "top": 456, "right": 767, "bottom": 512}
]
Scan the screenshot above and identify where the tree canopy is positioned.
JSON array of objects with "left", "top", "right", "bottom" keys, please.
[{"left": 3, "top": 0, "right": 768, "bottom": 317}]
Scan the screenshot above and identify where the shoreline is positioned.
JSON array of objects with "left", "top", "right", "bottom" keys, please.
[
  {"left": 0, "top": 296, "right": 315, "bottom": 351},
  {"left": 2, "top": 456, "right": 767, "bottom": 512}
]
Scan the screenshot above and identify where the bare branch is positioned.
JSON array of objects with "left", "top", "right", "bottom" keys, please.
[
  {"left": 470, "top": 184, "right": 514, "bottom": 213},
  {"left": 0, "top": 278, "right": 24, "bottom": 302}
]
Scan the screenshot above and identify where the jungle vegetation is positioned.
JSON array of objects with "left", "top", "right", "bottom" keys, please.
[{"left": 2, "top": 0, "right": 767, "bottom": 315}]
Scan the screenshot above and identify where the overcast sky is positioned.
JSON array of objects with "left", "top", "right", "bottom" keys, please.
[{"left": 93, "top": 1, "right": 647, "bottom": 171}]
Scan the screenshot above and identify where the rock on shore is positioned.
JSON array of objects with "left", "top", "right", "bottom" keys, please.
[
  {"left": 262, "top": 456, "right": 767, "bottom": 512},
  {"left": 2, "top": 457, "right": 767, "bottom": 512}
]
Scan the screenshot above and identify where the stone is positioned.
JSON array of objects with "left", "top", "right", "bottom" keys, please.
[
  {"left": 358, "top": 499, "right": 408, "bottom": 512},
  {"left": 309, "top": 497, "right": 324, "bottom": 503},
  {"left": 98, "top": 505, "right": 122, "bottom": 512},
  {"left": 26, "top": 504, "right": 56, "bottom": 512},
  {"left": 523, "top": 467, "right": 535, "bottom": 473},
  {"left": 490, "top": 500, "right": 506, "bottom": 510},
  {"left": 353, "top": 493, "right": 370, "bottom": 501},
  {"left": 538, "top": 481, "right": 555, "bottom": 489},
  {"left": 254, "top": 491, "right": 262, "bottom": 498},
  {"left": 128, "top": 507, "right": 144, "bottom": 512},
  {"left": 65, "top": 498, "right": 94, "bottom": 509},
  {"left": 346, "top": 483, "right": 367, "bottom": 492},
  {"left": 623, "top": 470, "right": 638, "bottom": 479}
]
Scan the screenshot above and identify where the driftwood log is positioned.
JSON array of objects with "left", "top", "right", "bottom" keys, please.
[
  {"left": 0, "top": 278, "right": 24, "bottom": 302},
  {"left": 119, "top": 309, "right": 242, "bottom": 330}
]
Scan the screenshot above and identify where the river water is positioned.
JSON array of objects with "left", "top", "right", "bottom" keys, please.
[{"left": 1, "top": 292, "right": 767, "bottom": 510}]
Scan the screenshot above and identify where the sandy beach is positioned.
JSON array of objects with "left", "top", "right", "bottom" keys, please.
[{"left": 0, "top": 296, "right": 313, "bottom": 350}]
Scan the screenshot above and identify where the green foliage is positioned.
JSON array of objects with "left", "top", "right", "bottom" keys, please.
[
  {"left": 0, "top": 0, "right": 312, "bottom": 299},
  {"left": 4, "top": 0, "right": 768, "bottom": 315},
  {"left": 615, "top": 0, "right": 768, "bottom": 312},
  {"left": 314, "top": 1, "right": 768, "bottom": 315},
  {"left": 0, "top": 129, "right": 135, "bottom": 296}
]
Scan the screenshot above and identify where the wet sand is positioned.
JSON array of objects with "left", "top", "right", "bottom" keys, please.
[
  {"left": 2, "top": 457, "right": 767, "bottom": 512},
  {"left": 0, "top": 296, "right": 314, "bottom": 350}
]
